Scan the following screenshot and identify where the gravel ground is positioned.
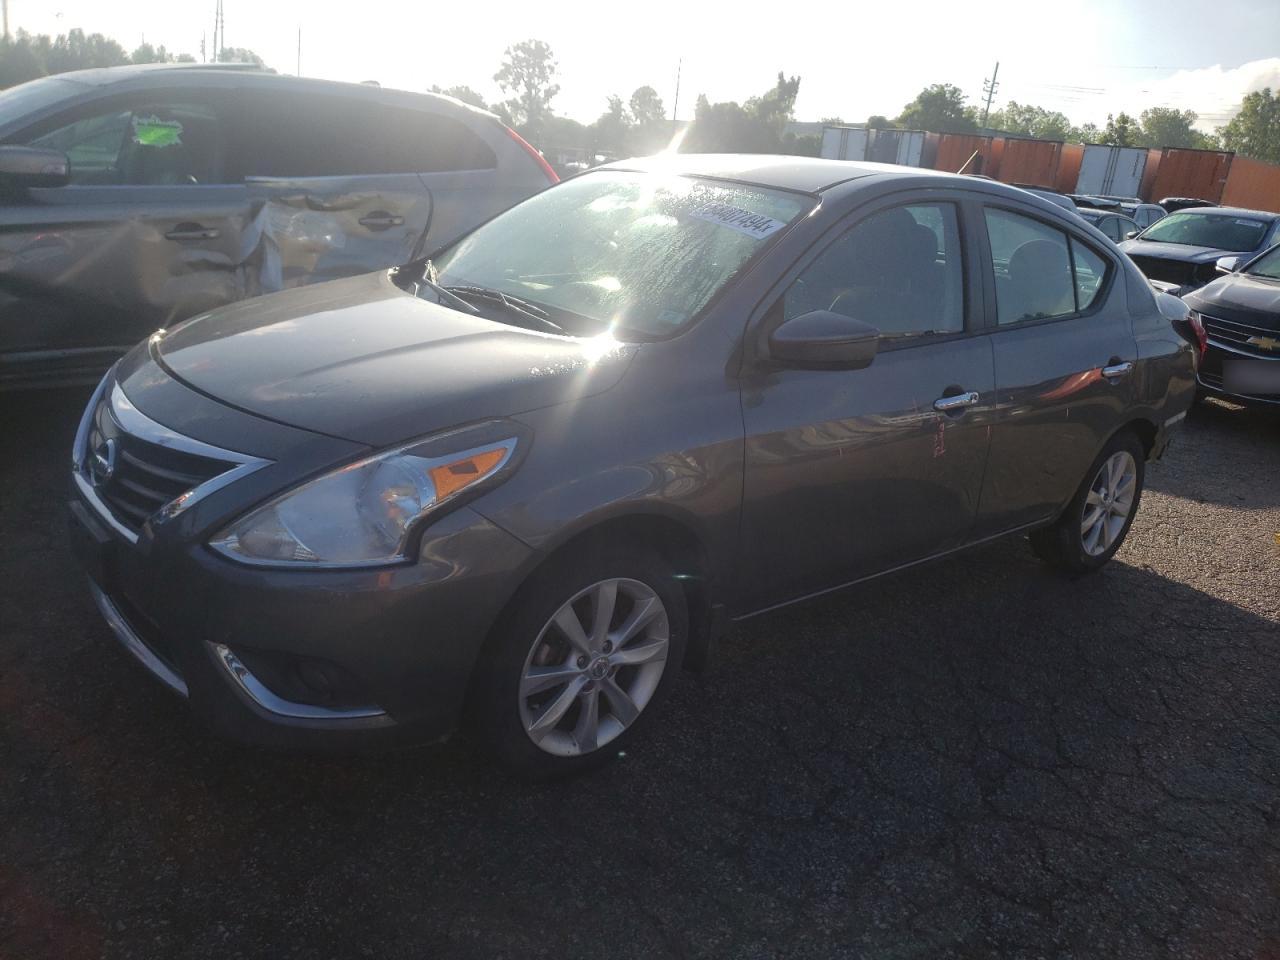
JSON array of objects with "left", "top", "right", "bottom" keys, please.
[{"left": 2, "top": 388, "right": 1279, "bottom": 960}]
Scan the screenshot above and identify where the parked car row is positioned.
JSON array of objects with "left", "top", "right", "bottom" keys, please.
[{"left": 0, "top": 63, "right": 558, "bottom": 389}]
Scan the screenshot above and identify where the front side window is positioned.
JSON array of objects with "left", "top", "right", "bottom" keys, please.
[
  {"left": 27, "top": 100, "right": 226, "bottom": 185},
  {"left": 1140, "top": 212, "right": 1269, "bottom": 250},
  {"left": 986, "top": 208, "right": 1109, "bottom": 324},
  {"left": 782, "top": 202, "right": 965, "bottom": 337},
  {"left": 433, "top": 171, "right": 811, "bottom": 338}
]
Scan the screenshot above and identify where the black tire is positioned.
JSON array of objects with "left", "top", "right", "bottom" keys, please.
[
  {"left": 468, "top": 543, "right": 688, "bottom": 779},
  {"left": 1030, "top": 430, "right": 1146, "bottom": 576}
]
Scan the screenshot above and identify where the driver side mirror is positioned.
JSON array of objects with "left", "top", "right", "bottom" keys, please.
[
  {"left": 0, "top": 145, "right": 70, "bottom": 188},
  {"left": 1215, "top": 255, "right": 1244, "bottom": 275},
  {"left": 767, "top": 310, "right": 880, "bottom": 370}
]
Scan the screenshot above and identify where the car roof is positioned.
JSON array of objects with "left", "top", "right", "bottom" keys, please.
[
  {"left": 44, "top": 62, "right": 267, "bottom": 86},
  {"left": 600, "top": 153, "right": 1052, "bottom": 197}
]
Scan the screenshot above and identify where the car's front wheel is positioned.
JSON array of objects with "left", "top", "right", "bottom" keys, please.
[
  {"left": 1030, "top": 430, "right": 1146, "bottom": 575},
  {"left": 471, "top": 545, "right": 687, "bottom": 778}
]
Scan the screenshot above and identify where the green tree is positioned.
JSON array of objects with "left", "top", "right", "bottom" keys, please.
[
  {"left": 430, "top": 84, "right": 488, "bottom": 110},
  {"left": 175, "top": 53, "right": 197, "bottom": 63},
  {"left": 1219, "top": 88, "right": 1280, "bottom": 164},
  {"left": 494, "top": 39, "right": 560, "bottom": 144},
  {"left": 989, "top": 101, "right": 1073, "bottom": 140},
  {"left": 1138, "top": 107, "right": 1217, "bottom": 149},
  {"left": 130, "top": 42, "right": 173, "bottom": 64},
  {"left": 628, "top": 85, "right": 665, "bottom": 126},
  {"left": 591, "top": 94, "right": 632, "bottom": 156},
  {"left": 0, "top": 28, "right": 131, "bottom": 89},
  {"left": 896, "top": 84, "right": 978, "bottom": 133},
  {"left": 217, "top": 46, "right": 264, "bottom": 66},
  {"left": 1072, "top": 121, "right": 1102, "bottom": 143},
  {"left": 866, "top": 114, "right": 896, "bottom": 129},
  {"left": 1101, "top": 112, "right": 1141, "bottom": 146},
  {"left": 685, "top": 73, "right": 802, "bottom": 154}
]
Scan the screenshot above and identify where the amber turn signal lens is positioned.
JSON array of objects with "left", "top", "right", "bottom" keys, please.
[{"left": 428, "top": 448, "right": 507, "bottom": 500}]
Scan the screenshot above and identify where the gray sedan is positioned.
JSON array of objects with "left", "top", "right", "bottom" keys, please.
[{"left": 68, "top": 155, "right": 1196, "bottom": 776}]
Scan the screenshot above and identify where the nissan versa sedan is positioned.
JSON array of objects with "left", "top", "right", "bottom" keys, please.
[{"left": 68, "top": 156, "right": 1196, "bottom": 777}]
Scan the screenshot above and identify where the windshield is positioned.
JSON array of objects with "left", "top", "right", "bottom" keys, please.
[
  {"left": 0, "top": 76, "right": 84, "bottom": 129},
  {"left": 432, "top": 170, "right": 812, "bottom": 338},
  {"left": 1244, "top": 245, "right": 1280, "bottom": 280},
  {"left": 1139, "top": 212, "right": 1269, "bottom": 250}
]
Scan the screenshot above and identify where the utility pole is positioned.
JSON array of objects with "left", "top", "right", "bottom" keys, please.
[
  {"left": 296, "top": 24, "right": 301, "bottom": 76},
  {"left": 3, "top": 0, "right": 9, "bottom": 41},
  {"left": 211, "top": 0, "right": 223, "bottom": 63},
  {"left": 671, "top": 58, "right": 682, "bottom": 136},
  {"left": 980, "top": 61, "right": 1000, "bottom": 128}
]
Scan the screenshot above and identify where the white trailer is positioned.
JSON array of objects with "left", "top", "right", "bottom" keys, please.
[
  {"left": 820, "top": 125, "right": 870, "bottom": 162},
  {"left": 1076, "top": 145, "right": 1148, "bottom": 197}
]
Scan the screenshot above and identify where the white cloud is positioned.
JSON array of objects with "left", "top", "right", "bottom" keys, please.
[{"left": 1120, "top": 58, "right": 1280, "bottom": 130}]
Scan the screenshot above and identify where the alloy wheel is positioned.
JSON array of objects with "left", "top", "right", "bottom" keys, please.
[
  {"left": 518, "top": 578, "right": 670, "bottom": 757},
  {"left": 1080, "top": 450, "right": 1137, "bottom": 557}
]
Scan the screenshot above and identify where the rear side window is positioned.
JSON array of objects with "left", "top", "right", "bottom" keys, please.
[
  {"left": 985, "top": 208, "right": 1109, "bottom": 325},
  {"left": 783, "top": 202, "right": 965, "bottom": 337},
  {"left": 232, "top": 92, "right": 494, "bottom": 179}
]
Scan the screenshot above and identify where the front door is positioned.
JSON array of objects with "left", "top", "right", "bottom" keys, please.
[{"left": 738, "top": 196, "right": 995, "bottom": 611}]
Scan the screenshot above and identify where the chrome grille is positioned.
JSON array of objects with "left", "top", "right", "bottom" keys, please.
[
  {"left": 82, "top": 392, "right": 236, "bottom": 535},
  {"left": 1200, "top": 313, "right": 1280, "bottom": 359}
]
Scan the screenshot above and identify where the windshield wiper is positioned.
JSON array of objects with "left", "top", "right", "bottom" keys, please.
[
  {"left": 398, "top": 260, "right": 481, "bottom": 316},
  {"left": 443, "top": 285, "right": 567, "bottom": 335}
]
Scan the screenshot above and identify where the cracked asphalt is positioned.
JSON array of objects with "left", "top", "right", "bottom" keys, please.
[{"left": 2, "top": 387, "right": 1279, "bottom": 960}]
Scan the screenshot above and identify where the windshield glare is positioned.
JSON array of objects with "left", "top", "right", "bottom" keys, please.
[
  {"left": 1140, "top": 212, "right": 1269, "bottom": 250},
  {"left": 1244, "top": 246, "right": 1280, "bottom": 280},
  {"left": 433, "top": 170, "right": 812, "bottom": 338}
]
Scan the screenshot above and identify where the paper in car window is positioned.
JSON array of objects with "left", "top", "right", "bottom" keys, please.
[
  {"left": 132, "top": 115, "right": 183, "bottom": 148},
  {"left": 688, "top": 202, "right": 788, "bottom": 240},
  {"left": 1235, "top": 218, "right": 1263, "bottom": 226}
]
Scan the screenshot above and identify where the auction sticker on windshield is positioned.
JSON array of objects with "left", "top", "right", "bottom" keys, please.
[{"left": 688, "top": 202, "right": 788, "bottom": 240}]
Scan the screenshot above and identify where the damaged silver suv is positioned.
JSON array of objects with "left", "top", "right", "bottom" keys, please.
[{"left": 0, "top": 63, "right": 558, "bottom": 389}]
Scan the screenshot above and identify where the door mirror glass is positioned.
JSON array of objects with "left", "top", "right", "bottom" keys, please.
[
  {"left": 768, "top": 310, "right": 880, "bottom": 370},
  {"left": 0, "top": 145, "right": 70, "bottom": 188},
  {"left": 1125, "top": 230, "right": 1139, "bottom": 240},
  {"left": 1216, "top": 255, "right": 1243, "bottom": 274}
]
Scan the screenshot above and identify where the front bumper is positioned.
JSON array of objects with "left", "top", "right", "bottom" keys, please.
[
  {"left": 1197, "top": 344, "right": 1280, "bottom": 406},
  {"left": 69, "top": 438, "right": 536, "bottom": 751}
]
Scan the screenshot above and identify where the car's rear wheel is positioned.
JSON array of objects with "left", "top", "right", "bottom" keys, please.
[
  {"left": 1030, "top": 430, "right": 1145, "bottom": 575},
  {"left": 470, "top": 546, "right": 687, "bottom": 778}
]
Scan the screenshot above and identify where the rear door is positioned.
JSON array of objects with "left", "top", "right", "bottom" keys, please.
[
  {"left": 0, "top": 90, "right": 247, "bottom": 378},
  {"left": 972, "top": 202, "right": 1139, "bottom": 535},
  {"left": 227, "top": 88, "right": 432, "bottom": 295},
  {"left": 738, "top": 193, "right": 995, "bottom": 610}
]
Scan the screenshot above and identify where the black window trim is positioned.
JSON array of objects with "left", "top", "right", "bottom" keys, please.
[
  {"left": 976, "top": 200, "right": 1118, "bottom": 332},
  {"left": 749, "top": 188, "right": 986, "bottom": 360}
]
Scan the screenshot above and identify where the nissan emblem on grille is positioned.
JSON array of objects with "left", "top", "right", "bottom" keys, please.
[{"left": 90, "top": 437, "right": 117, "bottom": 487}]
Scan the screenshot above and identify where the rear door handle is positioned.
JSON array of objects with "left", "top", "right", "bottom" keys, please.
[
  {"left": 165, "top": 224, "right": 219, "bottom": 241},
  {"left": 358, "top": 212, "right": 405, "bottom": 230},
  {"left": 933, "top": 391, "right": 980, "bottom": 412},
  {"left": 1102, "top": 361, "right": 1134, "bottom": 380}
]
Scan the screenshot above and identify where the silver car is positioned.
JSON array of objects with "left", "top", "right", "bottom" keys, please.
[{"left": 0, "top": 63, "right": 557, "bottom": 388}]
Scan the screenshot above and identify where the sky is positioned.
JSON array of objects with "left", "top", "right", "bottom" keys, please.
[{"left": 12, "top": 0, "right": 1280, "bottom": 132}]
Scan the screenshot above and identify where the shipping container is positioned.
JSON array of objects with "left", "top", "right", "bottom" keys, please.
[
  {"left": 1145, "top": 147, "right": 1234, "bottom": 204},
  {"left": 820, "top": 125, "right": 870, "bottom": 162},
  {"left": 1055, "top": 143, "right": 1084, "bottom": 194},
  {"left": 867, "top": 128, "right": 926, "bottom": 167},
  {"left": 1220, "top": 155, "right": 1280, "bottom": 214},
  {"left": 931, "top": 133, "right": 999, "bottom": 177},
  {"left": 997, "top": 137, "right": 1063, "bottom": 190},
  {"left": 1075, "top": 145, "right": 1148, "bottom": 197}
]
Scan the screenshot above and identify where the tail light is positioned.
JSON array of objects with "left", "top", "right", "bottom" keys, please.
[
  {"left": 504, "top": 126, "right": 559, "bottom": 185},
  {"left": 1187, "top": 310, "right": 1208, "bottom": 358}
]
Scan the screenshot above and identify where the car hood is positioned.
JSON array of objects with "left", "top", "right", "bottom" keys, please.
[
  {"left": 156, "top": 271, "right": 638, "bottom": 447},
  {"left": 1185, "top": 272, "right": 1280, "bottom": 331},
  {"left": 1116, "top": 240, "right": 1234, "bottom": 263}
]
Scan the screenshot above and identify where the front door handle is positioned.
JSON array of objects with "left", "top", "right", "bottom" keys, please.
[
  {"left": 1102, "top": 361, "right": 1134, "bottom": 380},
  {"left": 358, "top": 211, "right": 406, "bottom": 230},
  {"left": 165, "top": 224, "right": 219, "bottom": 241},
  {"left": 933, "top": 391, "right": 980, "bottom": 413}
]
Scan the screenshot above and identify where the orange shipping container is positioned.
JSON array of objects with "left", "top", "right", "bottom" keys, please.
[
  {"left": 1055, "top": 143, "right": 1084, "bottom": 194},
  {"left": 931, "top": 133, "right": 999, "bottom": 177},
  {"left": 997, "top": 137, "right": 1063, "bottom": 190},
  {"left": 1146, "top": 148, "right": 1234, "bottom": 204},
  {"left": 1220, "top": 155, "right": 1280, "bottom": 213}
]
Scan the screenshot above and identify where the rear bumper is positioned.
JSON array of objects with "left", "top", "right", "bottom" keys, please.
[{"left": 68, "top": 492, "right": 536, "bottom": 751}]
